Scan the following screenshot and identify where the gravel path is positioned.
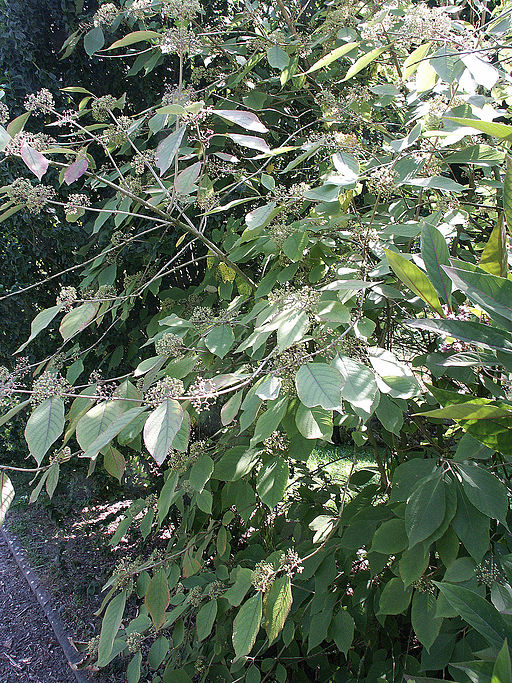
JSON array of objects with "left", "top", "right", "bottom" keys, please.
[{"left": 0, "top": 534, "right": 75, "bottom": 682}]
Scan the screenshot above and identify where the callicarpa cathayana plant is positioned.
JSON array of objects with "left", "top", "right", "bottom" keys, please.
[{"left": 4, "top": 0, "right": 512, "bottom": 680}]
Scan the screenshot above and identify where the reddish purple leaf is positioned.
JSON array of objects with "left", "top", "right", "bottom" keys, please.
[
  {"left": 20, "top": 143, "right": 49, "bottom": 181},
  {"left": 64, "top": 158, "right": 89, "bottom": 185}
]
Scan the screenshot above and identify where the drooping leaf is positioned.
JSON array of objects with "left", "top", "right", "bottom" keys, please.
[
  {"left": 25, "top": 398, "right": 65, "bottom": 465},
  {"left": 59, "top": 302, "right": 99, "bottom": 340},
  {"left": 205, "top": 325, "right": 234, "bottom": 358},
  {"left": 435, "top": 582, "right": 507, "bottom": 647},
  {"left": 15, "top": 306, "right": 61, "bottom": 354},
  {"left": 84, "top": 26, "right": 105, "bottom": 56},
  {"left": 228, "top": 134, "right": 270, "bottom": 153},
  {"left": 256, "top": 456, "right": 289, "bottom": 509},
  {"left": 97, "top": 590, "right": 127, "bottom": 667},
  {"left": 335, "top": 355, "right": 378, "bottom": 413},
  {"left": 405, "top": 474, "right": 446, "bottom": 546},
  {"left": 76, "top": 400, "right": 123, "bottom": 452},
  {"left": 82, "top": 407, "right": 146, "bottom": 460},
  {"left": 411, "top": 591, "right": 442, "bottom": 651},
  {"left": 295, "top": 363, "right": 343, "bottom": 410},
  {"left": 232, "top": 593, "right": 262, "bottom": 658},
  {"left": 444, "top": 266, "right": 512, "bottom": 330},
  {"left": 21, "top": 143, "right": 49, "bottom": 180},
  {"left": 343, "top": 45, "right": 389, "bottom": 81},
  {"left": 143, "top": 399, "right": 184, "bottom": 465},
  {"left": 385, "top": 249, "right": 443, "bottom": 315},
  {"left": 421, "top": 224, "right": 452, "bottom": 305},
  {"left": 64, "top": 158, "right": 89, "bottom": 185},
  {"left": 196, "top": 599, "right": 217, "bottom": 641},
  {"left": 106, "top": 30, "right": 161, "bottom": 50},
  {"left": 328, "top": 610, "right": 354, "bottom": 656},
  {"left": 145, "top": 570, "right": 170, "bottom": 630},
  {"left": 156, "top": 126, "right": 186, "bottom": 176},
  {"left": 457, "top": 462, "right": 509, "bottom": 524},
  {"left": 212, "top": 110, "right": 268, "bottom": 133},
  {"left": 264, "top": 576, "right": 292, "bottom": 643},
  {"left": 304, "top": 42, "right": 358, "bottom": 74}
]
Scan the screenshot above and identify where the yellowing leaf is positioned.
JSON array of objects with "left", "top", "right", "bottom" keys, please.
[{"left": 385, "top": 249, "right": 443, "bottom": 315}]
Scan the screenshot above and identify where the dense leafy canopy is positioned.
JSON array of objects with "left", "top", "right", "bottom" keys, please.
[{"left": 3, "top": 0, "right": 512, "bottom": 681}]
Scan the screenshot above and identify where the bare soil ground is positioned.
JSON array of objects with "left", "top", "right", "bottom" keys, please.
[{"left": 0, "top": 533, "right": 75, "bottom": 682}]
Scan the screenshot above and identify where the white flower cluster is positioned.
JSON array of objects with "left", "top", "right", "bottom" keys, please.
[{"left": 24, "top": 88, "right": 55, "bottom": 115}]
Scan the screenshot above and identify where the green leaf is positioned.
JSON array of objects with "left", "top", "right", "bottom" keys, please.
[
  {"left": 97, "top": 590, "right": 127, "bottom": 667},
  {"left": 196, "top": 599, "right": 217, "bottom": 641},
  {"left": 0, "top": 399, "right": 30, "bottom": 428},
  {"left": 421, "top": 224, "right": 452, "bottom": 305},
  {"left": 385, "top": 249, "right": 443, "bottom": 315},
  {"left": 16, "top": 306, "right": 61, "bottom": 354},
  {"left": 0, "top": 473, "right": 14, "bottom": 527},
  {"left": 264, "top": 575, "right": 292, "bottom": 643},
  {"left": 145, "top": 569, "right": 170, "bottom": 630},
  {"left": 225, "top": 568, "right": 254, "bottom": 607},
  {"left": 252, "top": 397, "right": 288, "bottom": 445},
  {"left": 492, "top": 638, "right": 512, "bottom": 683},
  {"left": 405, "top": 474, "right": 446, "bottom": 546},
  {"left": 444, "top": 266, "right": 512, "bottom": 330},
  {"left": 157, "top": 472, "right": 179, "bottom": 523},
  {"left": 277, "top": 310, "right": 310, "bottom": 351},
  {"left": 480, "top": 216, "right": 508, "bottom": 278},
  {"left": 378, "top": 577, "right": 413, "bottom": 615},
  {"left": 189, "top": 454, "right": 214, "bottom": 492},
  {"left": 232, "top": 593, "right": 262, "bottom": 658},
  {"left": 82, "top": 407, "right": 145, "bottom": 460},
  {"left": 390, "top": 458, "right": 437, "bottom": 503},
  {"left": 371, "top": 519, "right": 408, "bottom": 554},
  {"left": 343, "top": 44, "right": 389, "bottom": 81},
  {"left": 267, "top": 45, "right": 289, "bottom": 69},
  {"left": 59, "top": 302, "right": 98, "bottom": 340},
  {"left": 457, "top": 463, "right": 509, "bottom": 524},
  {"left": 76, "top": 400, "right": 123, "bottom": 452},
  {"left": 452, "top": 486, "right": 489, "bottom": 562},
  {"left": 328, "top": 610, "right": 354, "bottom": 656},
  {"left": 407, "top": 318, "right": 512, "bottom": 354},
  {"left": 256, "top": 456, "right": 289, "bottom": 509},
  {"left": 106, "top": 30, "right": 161, "bottom": 50},
  {"left": 127, "top": 651, "right": 142, "bottom": 683},
  {"left": 25, "top": 398, "right": 65, "bottom": 465},
  {"left": 368, "top": 347, "right": 421, "bottom": 399},
  {"left": 148, "top": 636, "right": 169, "bottom": 670},
  {"left": 228, "top": 133, "right": 270, "bottom": 153},
  {"left": 435, "top": 582, "right": 507, "bottom": 647},
  {"left": 308, "top": 609, "right": 333, "bottom": 651},
  {"left": 446, "top": 117, "right": 512, "bottom": 140},
  {"left": 295, "top": 403, "right": 333, "bottom": 440},
  {"left": 84, "top": 26, "right": 105, "bottom": 56},
  {"left": 213, "top": 447, "right": 258, "bottom": 481},
  {"left": 335, "top": 355, "right": 378, "bottom": 413},
  {"left": 412, "top": 591, "right": 442, "bottom": 651},
  {"left": 295, "top": 363, "right": 343, "bottom": 410},
  {"left": 304, "top": 42, "right": 358, "bottom": 74},
  {"left": 143, "top": 399, "right": 184, "bottom": 466},
  {"left": 156, "top": 127, "right": 186, "bottom": 176},
  {"left": 403, "top": 42, "right": 432, "bottom": 79},
  {"left": 205, "top": 325, "right": 234, "bottom": 358},
  {"left": 505, "top": 158, "right": 512, "bottom": 236},
  {"left": 174, "top": 161, "right": 201, "bottom": 195}
]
